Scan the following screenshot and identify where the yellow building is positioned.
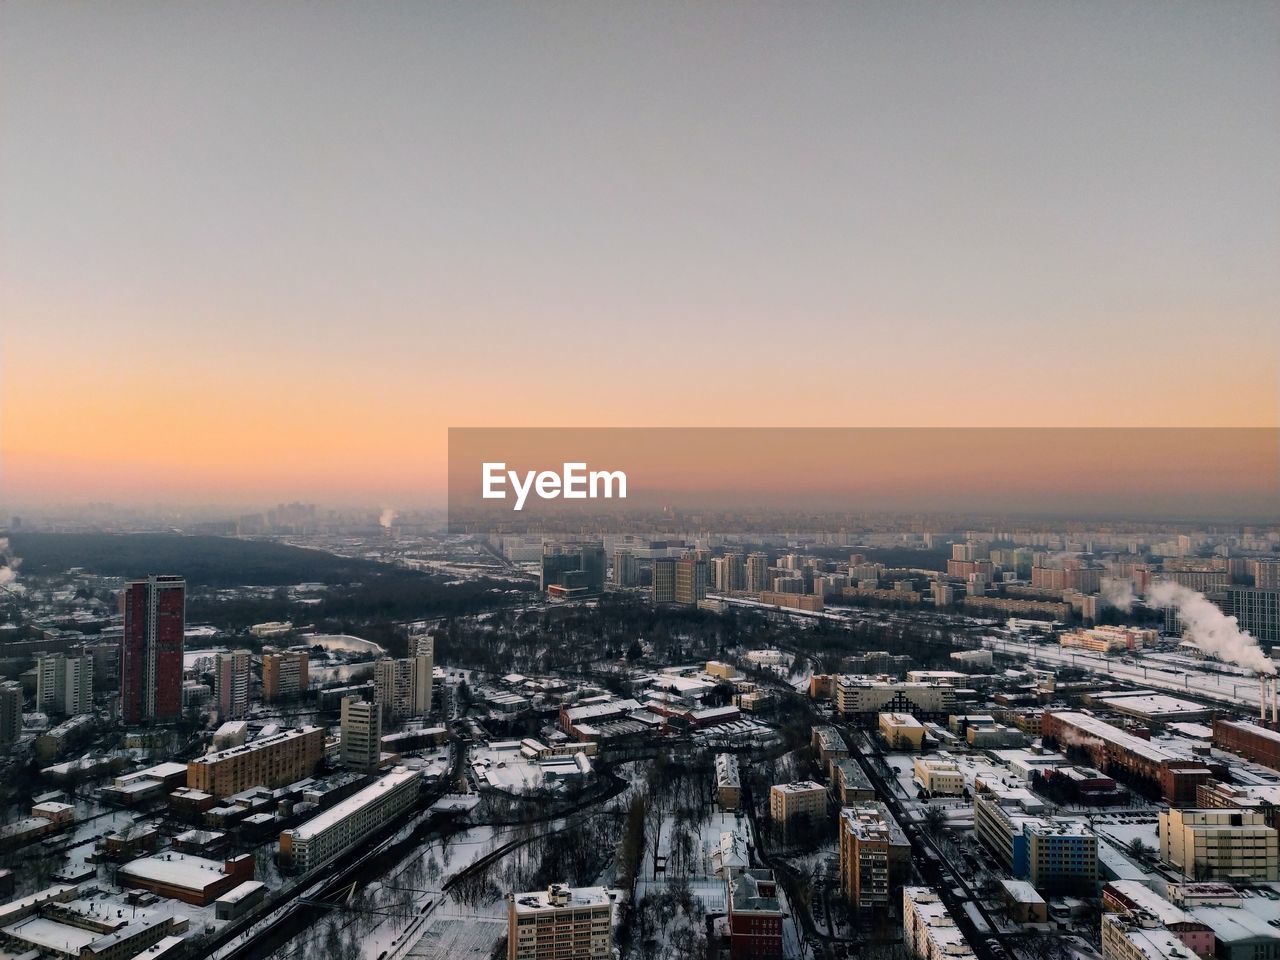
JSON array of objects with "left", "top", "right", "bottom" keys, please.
[
  {"left": 914, "top": 757, "right": 965, "bottom": 795},
  {"left": 879, "top": 713, "right": 926, "bottom": 750},
  {"left": 187, "top": 726, "right": 324, "bottom": 798}
]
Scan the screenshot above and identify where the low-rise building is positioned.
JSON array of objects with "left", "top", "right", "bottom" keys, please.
[
  {"left": 279, "top": 766, "right": 420, "bottom": 872},
  {"left": 727, "top": 869, "right": 783, "bottom": 960},
  {"left": 880, "top": 713, "right": 926, "bottom": 750},
  {"left": 716, "top": 753, "right": 742, "bottom": 811},
  {"left": 915, "top": 757, "right": 965, "bottom": 795},
  {"left": 117, "top": 852, "right": 254, "bottom": 905},
  {"left": 831, "top": 758, "right": 876, "bottom": 804}
]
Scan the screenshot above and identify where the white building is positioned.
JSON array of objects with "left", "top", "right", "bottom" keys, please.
[
  {"left": 903, "top": 887, "right": 977, "bottom": 960},
  {"left": 279, "top": 767, "right": 419, "bottom": 871}
]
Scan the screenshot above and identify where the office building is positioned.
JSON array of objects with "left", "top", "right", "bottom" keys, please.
[
  {"left": 35, "top": 649, "right": 93, "bottom": 717},
  {"left": 675, "top": 556, "right": 709, "bottom": 606},
  {"left": 727, "top": 869, "right": 784, "bottom": 959},
  {"left": 341, "top": 696, "right": 382, "bottom": 771},
  {"left": 652, "top": 558, "right": 677, "bottom": 604},
  {"left": 1160, "top": 808, "right": 1279, "bottom": 882},
  {"left": 834, "top": 677, "right": 956, "bottom": 722},
  {"left": 839, "top": 802, "right": 911, "bottom": 915},
  {"left": 1060, "top": 626, "right": 1158, "bottom": 653},
  {"left": 506, "top": 883, "right": 614, "bottom": 960},
  {"left": 187, "top": 726, "right": 324, "bottom": 798},
  {"left": 612, "top": 550, "right": 638, "bottom": 587},
  {"left": 120, "top": 575, "right": 186, "bottom": 725},
  {"left": 280, "top": 767, "right": 420, "bottom": 872},
  {"left": 973, "top": 779, "right": 1098, "bottom": 895},
  {"left": 915, "top": 758, "right": 965, "bottom": 795},
  {"left": 214, "top": 649, "right": 252, "bottom": 719},
  {"left": 262, "top": 649, "right": 309, "bottom": 702}
]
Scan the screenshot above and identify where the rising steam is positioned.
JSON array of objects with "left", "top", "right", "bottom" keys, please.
[
  {"left": 1101, "top": 578, "right": 1135, "bottom": 612},
  {"left": 0, "top": 538, "right": 19, "bottom": 587},
  {"left": 1149, "top": 580, "right": 1275, "bottom": 675},
  {"left": 379, "top": 508, "right": 397, "bottom": 529}
]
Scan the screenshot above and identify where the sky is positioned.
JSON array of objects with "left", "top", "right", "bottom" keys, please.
[{"left": 2, "top": 2, "right": 1277, "bottom": 509}]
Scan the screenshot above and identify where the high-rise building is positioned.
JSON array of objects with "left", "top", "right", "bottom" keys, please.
[
  {"left": 340, "top": 696, "right": 382, "bottom": 771},
  {"left": 1255, "top": 560, "right": 1280, "bottom": 591},
  {"left": 675, "top": 556, "right": 709, "bottom": 606},
  {"left": 215, "top": 649, "right": 252, "bottom": 719},
  {"left": 579, "top": 544, "right": 606, "bottom": 593},
  {"left": 506, "top": 884, "right": 614, "bottom": 960},
  {"left": 1229, "top": 588, "right": 1280, "bottom": 645},
  {"left": 374, "top": 649, "right": 433, "bottom": 721},
  {"left": 838, "top": 802, "right": 911, "bottom": 916},
  {"left": 36, "top": 650, "right": 94, "bottom": 717},
  {"left": 262, "top": 649, "right": 310, "bottom": 702},
  {"left": 652, "top": 558, "right": 676, "bottom": 604},
  {"left": 612, "top": 550, "right": 638, "bottom": 587},
  {"left": 0, "top": 681, "right": 23, "bottom": 745},
  {"left": 120, "top": 575, "right": 186, "bottom": 725},
  {"left": 745, "top": 553, "right": 770, "bottom": 592}
]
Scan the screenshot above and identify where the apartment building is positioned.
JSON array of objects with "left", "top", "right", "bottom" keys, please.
[
  {"left": 506, "top": 883, "right": 614, "bottom": 960},
  {"left": 36, "top": 650, "right": 93, "bottom": 717},
  {"left": 903, "top": 887, "right": 977, "bottom": 960},
  {"left": 262, "top": 649, "right": 310, "bottom": 702},
  {"left": 716, "top": 753, "right": 742, "bottom": 811},
  {"left": 341, "top": 696, "right": 382, "bottom": 771},
  {"left": 214, "top": 649, "right": 252, "bottom": 719},
  {"left": 838, "top": 802, "right": 910, "bottom": 915},
  {"left": 374, "top": 652, "right": 433, "bottom": 720},
  {"left": 769, "top": 782, "right": 827, "bottom": 836},
  {"left": 187, "top": 726, "right": 324, "bottom": 798}
]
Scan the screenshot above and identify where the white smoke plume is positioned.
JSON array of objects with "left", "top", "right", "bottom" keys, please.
[
  {"left": 379, "top": 508, "right": 397, "bottom": 529},
  {"left": 0, "top": 537, "right": 19, "bottom": 587},
  {"left": 1101, "top": 578, "right": 1135, "bottom": 612},
  {"left": 1057, "top": 727, "right": 1105, "bottom": 751},
  {"left": 1149, "top": 580, "right": 1275, "bottom": 675}
]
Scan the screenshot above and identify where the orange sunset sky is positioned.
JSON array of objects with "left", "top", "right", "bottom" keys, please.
[{"left": 2, "top": 3, "right": 1277, "bottom": 509}]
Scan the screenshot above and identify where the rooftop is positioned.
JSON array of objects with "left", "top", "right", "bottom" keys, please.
[{"left": 287, "top": 767, "right": 419, "bottom": 840}]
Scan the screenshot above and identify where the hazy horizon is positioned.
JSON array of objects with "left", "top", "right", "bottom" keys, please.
[{"left": 3, "top": 3, "right": 1278, "bottom": 507}]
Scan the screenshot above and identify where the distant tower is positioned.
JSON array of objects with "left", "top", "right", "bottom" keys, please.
[{"left": 120, "top": 576, "right": 186, "bottom": 725}]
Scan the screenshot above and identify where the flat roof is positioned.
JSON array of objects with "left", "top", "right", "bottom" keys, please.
[
  {"left": 3, "top": 915, "right": 97, "bottom": 952},
  {"left": 190, "top": 726, "right": 321, "bottom": 766},
  {"left": 510, "top": 885, "right": 613, "bottom": 915},
  {"left": 119, "top": 853, "right": 228, "bottom": 893},
  {"left": 288, "top": 767, "right": 418, "bottom": 840}
]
